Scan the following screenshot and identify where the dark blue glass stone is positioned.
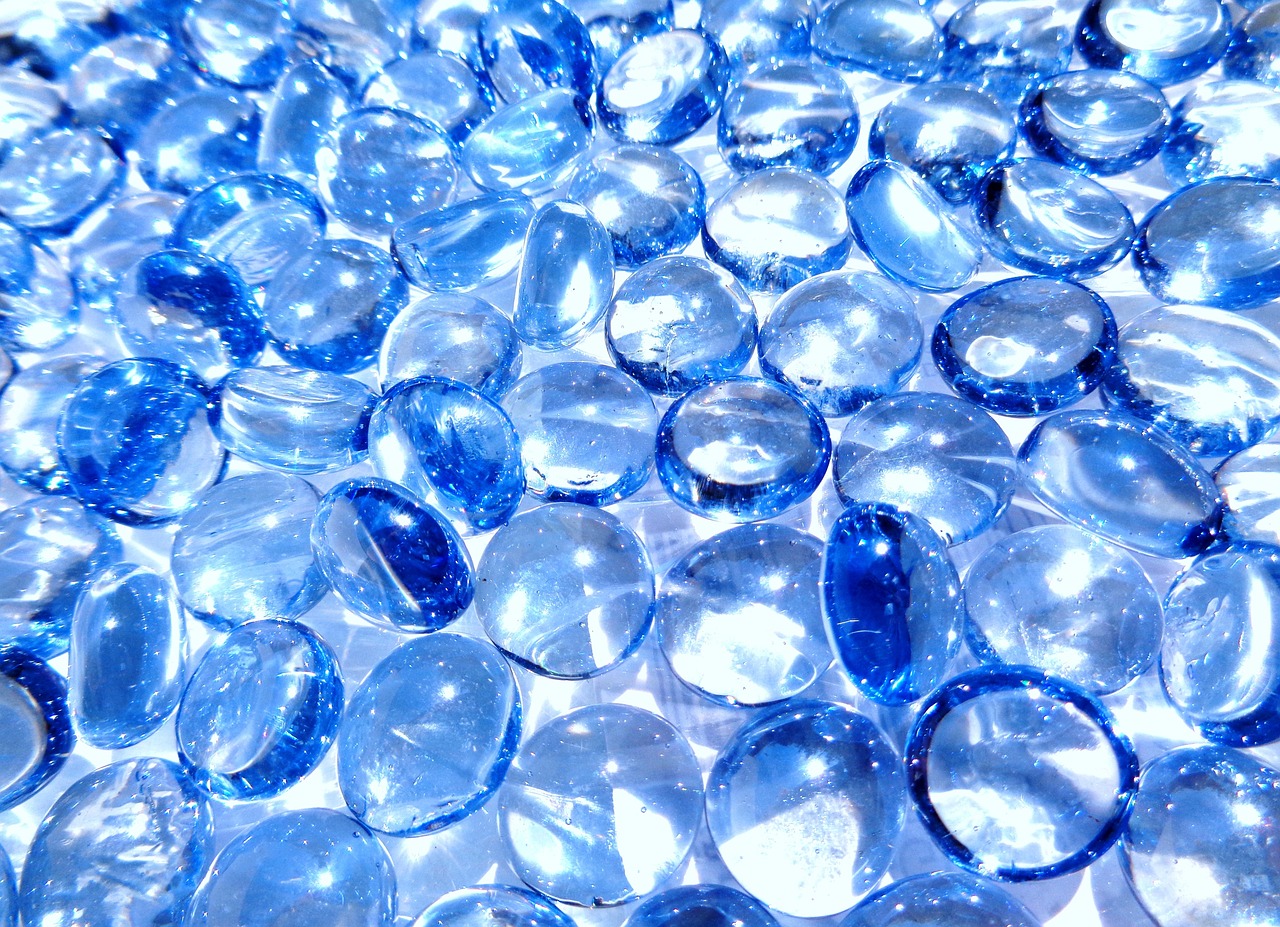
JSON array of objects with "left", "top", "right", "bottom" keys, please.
[
  {"left": 625, "top": 886, "right": 778, "bottom": 927},
  {"left": 941, "top": 0, "right": 1079, "bottom": 101},
  {"left": 380, "top": 294, "right": 523, "bottom": 395},
  {"left": 699, "top": 0, "right": 812, "bottom": 78},
  {"left": 137, "top": 90, "right": 261, "bottom": 194},
  {"left": 411, "top": 885, "right": 576, "bottom": 927},
  {"left": 68, "top": 563, "right": 184, "bottom": 749},
  {"left": 58, "top": 358, "right": 227, "bottom": 527},
  {"left": 480, "top": 0, "right": 595, "bottom": 103},
  {"left": 597, "top": 30, "right": 728, "bottom": 145},
  {"left": 1078, "top": 0, "right": 1232, "bottom": 86},
  {"left": 1163, "top": 80, "right": 1280, "bottom": 186},
  {"left": 566, "top": 0, "right": 673, "bottom": 72},
  {"left": 393, "top": 192, "right": 536, "bottom": 290},
  {"left": 0, "top": 70, "right": 66, "bottom": 153},
  {"left": 1216, "top": 440, "right": 1280, "bottom": 546},
  {"left": 462, "top": 89, "right": 594, "bottom": 193},
  {"left": 1223, "top": 2, "right": 1280, "bottom": 87},
  {"left": 0, "top": 230, "right": 78, "bottom": 353},
  {"left": 415, "top": 0, "right": 490, "bottom": 69},
  {"left": 364, "top": 50, "right": 495, "bottom": 143},
  {"left": 1018, "top": 409, "right": 1223, "bottom": 558},
  {"left": 69, "top": 191, "right": 184, "bottom": 312},
  {"left": 905, "top": 666, "right": 1139, "bottom": 881},
  {"left": 657, "top": 377, "right": 830, "bottom": 523},
  {"left": 514, "top": 201, "right": 615, "bottom": 349},
  {"left": 291, "top": 0, "right": 409, "bottom": 90},
  {"left": 177, "top": 617, "right": 342, "bottom": 800},
  {"left": 312, "top": 477, "right": 475, "bottom": 632},
  {"left": 841, "top": 873, "right": 1042, "bottom": 927},
  {"left": 257, "top": 60, "right": 351, "bottom": 182},
  {"left": 0, "top": 647, "right": 72, "bottom": 811},
  {"left": 814, "top": 0, "right": 943, "bottom": 82},
  {"left": 933, "top": 276, "right": 1117, "bottom": 416},
  {"left": 66, "top": 34, "right": 195, "bottom": 146},
  {"left": 0, "top": 127, "right": 123, "bottom": 234},
  {"left": 178, "top": 0, "right": 292, "bottom": 88}
]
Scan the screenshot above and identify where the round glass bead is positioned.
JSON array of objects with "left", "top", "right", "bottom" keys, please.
[
  {"left": 289, "top": 0, "right": 409, "bottom": 91},
  {"left": 841, "top": 873, "right": 1042, "bottom": 927},
  {"left": 625, "top": 886, "right": 778, "bottom": 927},
  {"left": 66, "top": 34, "right": 193, "bottom": 146},
  {"left": 0, "top": 127, "right": 123, "bottom": 234},
  {"left": 479, "top": 0, "right": 596, "bottom": 103},
  {"left": 513, "top": 201, "right": 615, "bottom": 349},
  {"left": 814, "top": 0, "right": 943, "bottom": 82},
  {"left": 1216, "top": 440, "right": 1280, "bottom": 545},
  {"left": 415, "top": 0, "right": 489, "bottom": 69},
  {"left": 0, "top": 70, "right": 65, "bottom": 152},
  {"left": 68, "top": 191, "right": 183, "bottom": 312},
  {"left": 940, "top": 0, "right": 1077, "bottom": 101},
  {"left": 461, "top": 89, "right": 594, "bottom": 194},
  {"left": 363, "top": 50, "right": 495, "bottom": 143},
  {"left": 178, "top": 0, "right": 292, "bottom": 88},
  {"left": 1078, "top": 0, "right": 1232, "bottom": 86},
  {"left": 699, "top": 0, "right": 812, "bottom": 77},
  {"left": 0, "top": 232, "right": 78, "bottom": 354},
  {"left": 1163, "top": 79, "right": 1280, "bottom": 186},
  {"left": 257, "top": 60, "right": 351, "bottom": 182},
  {"left": 379, "top": 294, "right": 522, "bottom": 395},
  {"left": 393, "top": 191, "right": 536, "bottom": 291},
  {"left": 411, "top": 886, "right": 575, "bottom": 927},
  {"left": 566, "top": 0, "right": 673, "bottom": 73},
  {"left": 1223, "top": 2, "right": 1280, "bottom": 87},
  {"left": 597, "top": 30, "right": 727, "bottom": 146},
  {"left": 137, "top": 90, "right": 261, "bottom": 194},
  {"left": 0, "top": 648, "right": 73, "bottom": 811}
]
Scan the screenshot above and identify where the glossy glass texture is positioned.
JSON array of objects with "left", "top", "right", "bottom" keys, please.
[
  {"left": 0, "top": 648, "right": 73, "bottom": 812},
  {"left": 814, "top": 0, "right": 943, "bottom": 81},
  {"left": 841, "top": 873, "right": 1042, "bottom": 927},
  {"left": 1217, "top": 440, "right": 1280, "bottom": 545},
  {"left": 291, "top": 0, "right": 409, "bottom": 91},
  {"left": 363, "top": 50, "right": 495, "bottom": 143},
  {"left": 462, "top": 89, "right": 594, "bottom": 194},
  {"left": 1223, "top": 1, "right": 1280, "bottom": 87},
  {"left": 415, "top": 0, "right": 491, "bottom": 67},
  {"left": 699, "top": 0, "right": 812, "bottom": 76},
  {"left": 393, "top": 192, "right": 536, "bottom": 291},
  {"left": 179, "top": 0, "right": 292, "bottom": 87},
  {"left": 69, "top": 191, "right": 183, "bottom": 312},
  {"left": 940, "top": 0, "right": 1079, "bottom": 100},
  {"left": 137, "top": 90, "right": 261, "bottom": 194},
  {"left": 514, "top": 201, "right": 615, "bottom": 349},
  {"left": 410, "top": 885, "right": 576, "bottom": 927},
  {"left": 66, "top": 34, "right": 193, "bottom": 146},
  {"left": 566, "top": 0, "right": 673, "bottom": 72},
  {"left": 597, "top": 30, "right": 727, "bottom": 145},
  {"left": 0, "top": 71, "right": 66, "bottom": 151},
  {"left": 0, "top": 232, "right": 78, "bottom": 354},
  {"left": 479, "top": 0, "right": 595, "bottom": 102},
  {"left": 625, "top": 886, "right": 778, "bottom": 927},
  {"left": 0, "top": 127, "right": 123, "bottom": 234},
  {"left": 379, "top": 294, "right": 522, "bottom": 395},
  {"left": 1164, "top": 80, "right": 1280, "bottom": 186},
  {"left": 258, "top": 60, "right": 351, "bottom": 181},
  {"left": 1078, "top": 0, "right": 1232, "bottom": 85}
]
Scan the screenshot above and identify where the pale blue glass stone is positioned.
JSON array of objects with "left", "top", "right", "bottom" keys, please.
[
  {"left": 833, "top": 392, "right": 1016, "bottom": 545},
  {"left": 17, "top": 759, "right": 213, "bottom": 927},
  {"left": 292, "top": 0, "right": 409, "bottom": 90},
  {"left": 941, "top": 0, "right": 1079, "bottom": 101},
  {"left": 1018, "top": 409, "right": 1223, "bottom": 558},
  {"left": 462, "top": 89, "right": 594, "bottom": 194},
  {"left": 0, "top": 233, "right": 78, "bottom": 353},
  {"left": 1164, "top": 80, "right": 1280, "bottom": 186},
  {"left": 499, "top": 704, "right": 703, "bottom": 906},
  {"left": 68, "top": 563, "right": 184, "bottom": 748},
  {"left": 657, "top": 524, "right": 830, "bottom": 706},
  {"left": 703, "top": 167, "right": 852, "bottom": 293},
  {"left": 137, "top": 90, "right": 261, "bottom": 194},
  {"left": 1224, "top": 2, "right": 1280, "bottom": 87},
  {"left": 0, "top": 220, "right": 30, "bottom": 294},
  {"left": 379, "top": 294, "right": 523, "bottom": 395},
  {"left": 814, "top": 0, "right": 943, "bottom": 82},
  {"left": 186, "top": 808, "right": 397, "bottom": 927},
  {"left": 476, "top": 503, "right": 654, "bottom": 678},
  {"left": 66, "top": 34, "right": 195, "bottom": 146},
  {"left": 0, "top": 349, "right": 9, "bottom": 391},
  {"left": 0, "top": 127, "right": 122, "bottom": 234},
  {"left": 0, "top": 648, "right": 72, "bottom": 811},
  {"left": 411, "top": 885, "right": 576, "bottom": 927},
  {"left": 363, "top": 51, "right": 495, "bottom": 143},
  {"left": 0, "top": 355, "right": 104, "bottom": 494},
  {"left": 699, "top": 0, "right": 813, "bottom": 78},
  {"left": 393, "top": 192, "right": 536, "bottom": 290},
  {"left": 1216, "top": 441, "right": 1280, "bottom": 545},
  {"left": 566, "top": 0, "right": 673, "bottom": 72},
  {"left": 840, "top": 873, "right": 1042, "bottom": 927},
  {"left": 567, "top": 145, "right": 704, "bottom": 267},
  {"left": 501, "top": 363, "right": 656, "bottom": 503},
  {"left": 339, "top": 633, "right": 521, "bottom": 834},
  {"left": 178, "top": 0, "right": 291, "bottom": 88},
  {"left": 0, "top": 70, "right": 65, "bottom": 153},
  {"left": 0, "top": 846, "right": 13, "bottom": 927},
  {"left": 177, "top": 618, "right": 343, "bottom": 799},
  {"left": 480, "top": 0, "right": 596, "bottom": 103},
  {"left": 514, "top": 201, "right": 615, "bottom": 349},
  {"left": 845, "top": 159, "right": 983, "bottom": 292},
  {"left": 597, "top": 30, "right": 728, "bottom": 145},
  {"left": 258, "top": 60, "right": 351, "bottom": 181},
  {"left": 213, "top": 366, "right": 373, "bottom": 473},
  {"left": 415, "top": 0, "right": 489, "bottom": 69},
  {"left": 68, "top": 192, "right": 183, "bottom": 312},
  {"left": 1078, "top": 0, "right": 1232, "bottom": 86},
  {"left": 705, "top": 700, "right": 904, "bottom": 917},
  {"left": 605, "top": 256, "right": 757, "bottom": 395},
  {"left": 626, "top": 886, "right": 778, "bottom": 927},
  {"left": 1, "top": 10, "right": 119, "bottom": 78}
]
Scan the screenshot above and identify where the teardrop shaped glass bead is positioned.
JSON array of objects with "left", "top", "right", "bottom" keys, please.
[
  {"left": 66, "top": 34, "right": 194, "bottom": 147},
  {"left": 137, "top": 90, "right": 262, "bottom": 194},
  {"left": 340, "top": 632, "right": 521, "bottom": 835},
  {"left": 814, "top": 0, "right": 943, "bottom": 82},
  {"left": 1223, "top": 2, "right": 1280, "bottom": 88},
  {"left": 393, "top": 192, "right": 536, "bottom": 291},
  {"left": 699, "top": 0, "right": 812, "bottom": 78},
  {"left": 0, "top": 231, "right": 79, "bottom": 353},
  {"left": 257, "top": 60, "right": 351, "bottom": 182},
  {"left": 1216, "top": 440, "right": 1280, "bottom": 545},
  {"left": 940, "top": 0, "right": 1079, "bottom": 101},
  {"left": 68, "top": 191, "right": 183, "bottom": 312},
  {"left": 597, "top": 30, "right": 728, "bottom": 145},
  {"left": 178, "top": 0, "right": 292, "bottom": 88},
  {"left": 625, "top": 886, "right": 778, "bottom": 927},
  {"left": 1078, "top": 0, "right": 1231, "bottom": 86},
  {"left": 841, "top": 873, "right": 1042, "bottom": 927},
  {"left": 0, "top": 648, "right": 73, "bottom": 811},
  {"left": 0, "top": 127, "right": 123, "bottom": 234},
  {"left": 462, "top": 89, "right": 594, "bottom": 194},
  {"left": 566, "top": 0, "right": 673, "bottom": 73},
  {"left": 1163, "top": 79, "right": 1280, "bottom": 186},
  {"left": 411, "top": 885, "right": 575, "bottom": 927},
  {"left": 363, "top": 50, "right": 495, "bottom": 143},
  {"left": 379, "top": 294, "right": 523, "bottom": 395},
  {"left": 513, "top": 201, "right": 615, "bottom": 349},
  {"left": 480, "top": 0, "right": 595, "bottom": 103}
]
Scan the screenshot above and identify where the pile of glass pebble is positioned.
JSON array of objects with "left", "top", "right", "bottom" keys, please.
[{"left": 2, "top": 0, "right": 1280, "bottom": 922}]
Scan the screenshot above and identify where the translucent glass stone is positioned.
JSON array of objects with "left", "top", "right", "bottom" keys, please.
[
  {"left": 514, "top": 201, "right": 615, "bottom": 349},
  {"left": 0, "top": 128, "right": 122, "bottom": 234},
  {"left": 1134, "top": 178, "right": 1280, "bottom": 310},
  {"left": 68, "top": 191, "right": 183, "bottom": 312},
  {"left": 566, "top": 0, "right": 673, "bottom": 72},
  {"left": 760, "top": 271, "right": 922, "bottom": 418},
  {"left": 291, "top": 0, "right": 409, "bottom": 90},
  {"left": 500, "top": 363, "right": 656, "bottom": 504},
  {"left": 0, "top": 847, "right": 13, "bottom": 927},
  {"left": 0, "top": 70, "right": 65, "bottom": 152},
  {"left": 68, "top": 563, "right": 184, "bottom": 748},
  {"left": 833, "top": 392, "right": 1016, "bottom": 545},
  {"left": 0, "top": 233, "right": 78, "bottom": 353},
  {"left": 814, "top": 0, "right": 943, "bottom": 82},
  {"left": 363, "top": 50, "right": 494, "bottom": 143},
  {"left": 66, "top": 35, "right": 194, "bottom": 146},
  {"left": 605, "top": 256, "right": 757, "bottom": 396},
  {"left": 703, "top": 168, "right": 853, "bottom": 293},
  {"left": 0, "top": 220, "right": 32, "bottom": 296},
  {"left": 1224, "top": 2, "right": 1280, "bottom": 87},
  {"left": 177, "top": 618, "right": 342, "bottom": 800},
  {"left": 846, "top": 159, "right": 983, "bottom": 292},
  {"left": 1020, "top": 69, "right": 1170, "bottom": 176},
  {"left": 379, "top": 294, "right": 523, "bottom": 395},
  {"left": 1121, "top": 746, "right": 1280, "bottom": 927},
  {"left": 705, "top": 700, "right": 904, "bottom": 917},
  {"left": 933, "top": 276, "right": 1116, "bottom": 416},
  {"left": 263, "top": 238, "right": 408, "bottom": 373},
  {"left": 597, "top": 30, "right": 728, "bottom": 146},
  {"left": 411, "top": 885, "right": 576, "bottom": 927},
  {"left": 841, "top": 873, "right": 1042, "bottom": 927},
  {"left": 462, "top": 89, "right": 594, "bottom": 193},
  {"left": 480, "top": 0, "right": 595, "bottom": 103},
  {"left": 699, "top": 0, "right": 812, "bottom": 78},
  {"left": 186, "top": 808, "right": 396, "bottom": 927},
  {"left": 1078, "top": 0, "right": 1231, "bottom": 86},
  {"left": 906, "top": 666, "right": 1138, "bottom": 880},
  {"left": 178, "top": 0, "right": 291, "bottom": 88},
  {"left": 0, "top": 648, "right": 73, "bottom": 810},
  {"left": 312, "top": 477, "right": 475, "bottom": 632},
  {"left": 1018, "top": 410, "right": 1223, "bottom": 558},
  {"left": 964, "top": 525, "right": 1163, "bottom": 695},
  {"left": 415, "top": 0, "right": 489, "bottom": 69},
  {"left": 393, "top": 192, "right": 536, "bottom": 291},
  {"left": 940, "top": 0, "right": 1078, "bottom": 100},
  {"left": 340, "top": 633, "right": 519, "bottom": 836},
  {"left": 567, "top": 145, "right": 704, "bottom": 267},
  {"left": 1164, "top": 80, "right": 1280, "bottom": 187},
  {"left": 137, "top": 90, "right": 261, "bottom": 194},
  {"left": 1217, "top": 441, "right": 1280, "bottom": 545},
  {"left": 316, "top": 108, "right": 458, "bottom": 238},
  {"left": 258, "top": 60, "right": 351, "bottom": 182},
  {"left": 368, "top": 377, "right": 524, "bottom": 533},
  {"left": 213, "top": 366, "right": 373, "bottom": 473},
  {"left": 18, "top": 759, "right": 213, "bottom": 927},
  {"left": 626, "top": 886, "right": 778, "bottom": 927},
  {"left": 499, "top": 704, "right": 702, "bottom": 906}
]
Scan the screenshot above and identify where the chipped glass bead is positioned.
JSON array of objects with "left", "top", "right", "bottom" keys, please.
[
  {"left": 341, "top": 632, "right": 520, "bottom": 835},
  {"left": 393, "top": 192, "right": 536, "bottom": 291},
  {"left": 1223, "top": 2, "right": 1280, "bottom": 88},
  {"left": 68, "top": 191, "right": 183, "bottom": 312},
  {"left": 480, "top": 0, "right": 595, "bottom": 103},
  {"left": 258, "top": 60, "right": 351, "bottom": 182},
  {"left": 625, "top": 886, "right": 778, "bottom": 927},
  {"left": 0, "top": 648, "right": 72, "bottom": 811},
  {"left": 1078, "top": 0, "right": 1231, "bottom": 86},
  {"left": 379, "top": 294, "right": 523, "bottom": 395},
  {"left": 514, "top": 201, "right": 615, "bottom": 349},
  {"left": 0, "top": 70, "right": 65, "bottom": 152},
  {"left": 411, "top": 885, "right": 575, "bottom": 927},
  {"left": 699, "top": 0, "right": 812, "bottom": 78},
  {"left": 66, "top": 34, "right": 194, "bottom": 146},
  {"left": 1216, "top": 441, "right": 1280, "bottom": 545},
  {"left": 0, "top": 355, "right": 104, "bottom": 494},
  {"left": 814, "top": 0, "right": 943, "bottom": 82},
  {"left": 940, "top": 0, "right": 1078, "bottom": 100},
  {"left": 833, "top": 392, "right": 1016, "bottom": 545},
  {"left": 178, "top": 0, "right": 292, "bottom": 88},
  {"left": 566, "top": 0, "right": 673, "bottom": 72},
  {"left": 462, "top": 89, "right": 594, "bottom": 193},
  {"left": 1163, "top": 80, "right": 1280, "bottom": 187},
  {"left": 291, "top": 0, "right": 409, "bottom": 90},
  {"left": 363, "top": 50, "right": 495, "bottom": 143},
  {"left": 0, "top": 127, "right": 122, "bottom": 234},
  {"left": 137, "top": 90, "right": 261, "bottom": 194},
  {"left": 499, "top": 704, "right": 702, "bottom": 907},
  {"left": 841, "top": 873, "right": 1042, "bottom": 927},
  {"left": 705, "top": 700, "right": 904, "bottom": 917},
  {"left": 0, "top": 231, "right": 78, "bottom": 353},
  {"left": 597, "top": 30, "right": 727, "bottom": 145}
]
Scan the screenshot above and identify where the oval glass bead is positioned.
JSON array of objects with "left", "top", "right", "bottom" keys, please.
[
  {"left": 841, "top": 873, "right": 1042, "bottom": 927},
  {"left": 68, "top": 191, "right": 183, "bottom": 312},
  {"left": 363, "top": 50, "right": 495, "bottom": 143},
  {"left": 1078, "top": 0, "right": 1231, "bottom": 86},
  {"left": 462, "top": 89, "right": 594, "bottom": 194},
  {"left": 66, "top": 34, "right": 193, "bottom": 146},
  {"left": 0, "top": 648, "right": 73, "bottom": 811},
  {"left": 513, "top": 201, "right": 615, "bottom": 349},
  {"left": 257, "top": 60, "right": 351, "bottom": 182},
  {"left": 1223, "top": 2, "right": 1280, "bottom": 88},
  {"left": 137, "top": 90, "right": 261, "bottom": 194},
  {"left": 0, "top": 70, "right": 65, "bottom": 152},
  {"left": 479, "top": 0, "right": 595, "bottom": 103},
  {"left": 0, "top": 127, "right": 123, "bottom": 234},
  {"left": 379, "top": 294, "right": 522, "bottom": 395},
  {"left": 292, "top": 0, "right": 409, "bottom": 91},
  {"left": 415, "top": 0, "right": 488, "bottom": 68},
  {"left": 814, "top": 0, "right": 943, "bottom": 82},
  {"left": 625, "top": 886, "right": 778, "bottom": 927},
  {"left": 699, "top": 0, "right": 812, "bottom": 77},
  {"left": 566, "top": 0, "right": 673, "bottom": 72},
  {"left": 411, "top": 885, "right": 575, "bottom": 927},
  {"left": 340, "top": 632, "right": 520, "bottom": 835},
  {"left": 178, "top": 0, "right": 292, "bottom": 88},
  {"left": 597, "top": 30, "right": 727, "bottom": 145},
  {"left": 1217, "top": 440, "right": 1280, "bottom": 545},
  {"left": 0, "top": 232, "right": 79, "bottom": 354},
  {"left": 393, "top": 192, "right": 536, "bottom": 291},
  {"left": 940, "top": 0, "right": 1078, "bottom": 100},
  {"left": 1163, "top": 79, "right": 1280, "bottom": 186}
]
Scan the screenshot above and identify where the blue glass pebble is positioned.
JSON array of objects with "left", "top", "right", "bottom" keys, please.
[
  {"left": 0, "top": 349, "right": 9, "bottom": 391},
  {"left": 68, "top": 563, "right": 184, "bottom": 748},
  {"left": 312, "top": 477, "right": 475, "bottom": 632},
  {"left": 1018, "top": 409, "right": 1223, "bottom": 558},
  {"left": 0, "top": 846, "right": 13, "bottom": 927},
  {"left": 68, "top": 191, "right": 183, "bottom": 312},
  {"left": 814, "top": 0, "right": 943, "bottom": 82},
  {"left": 499, "top": 704, "right": 702, "bottom": 906},
  {"left": 0, "top": 648, "right": 72, "bottom": 811},
  {"left": 414, "top": 0, "right": 489, "bottom": 69},
  {"left": 941, "top": 0, "right": 1078, "bottom": 101},
  {"left": 0, "top": 219, "right": 31, "bottom": 296},
  {"left": 0, "top": 70, "right": 65, "bottom": 152},
  {"left": 1164, "top": 80, "right": 1280, "bottom": 186},
  {"left": 841, "top": 873, "right": 1042, "bottom": 927},
  {"left": 1078, "top": 0, "right": 1232, "bottom": 86},
  {"left": 2, "top": 9, "right": 121, "bottom": 78},
  {"left": 393, "top": 192, "right": 536, "bottom": 291},
  {"left": 0, "top": 127, "right": 122, "bottom": 234},
  {"left": 66, "top": 34, "right": 194, "bottom": 146},
  {"left": 625, "top": 886, "right": 778, "bottom": 927},
  {"left": 137, "top": 90, "right": 261, "bottom": 194},
  {"left": 566, "top": 0, "right": 673, "bottom": 72},
  {"left": 341, "top": 632, "right": 520, "bottom": 835},
  {"left": 257, "top": 60, "right": 351, "bottom": 181},
  {"left": 462, "top": 89, "right": 594, "bottom": 193},
  {"left": 364, "top": 50, "right": 495, "bottom": 143},
  {"left": 514, "top": 201, "right": 615, "bottom": 349},
  {"left": 699, "top": 0, "right": 812, "bottom": 78},
  {"left": 597, "top": 30, "right": 727, "bottom": 146},
  {"left": 411, "top": 885, "right": 576, "bottom": 927},
  {"left": 1223, "top": 2, "right": 1280, "bottom": 87},
  {"left": 178, "top": 0, "right": 292, "bottom": 88},
  {"left": 0, "top": 231, "right": 79, "bottom": 353},
  {"left": 1216, "top": 440, "right": 1280, "bottom": 545},
  {"left": 480, "top": 0, "right": 595, "bottom": 103},
  {"left": 705, "top": 700, "right": 904, "bottom": 917},
  {"left": 291, "top": 0, "right": 409, "bottom": 91},
  {"left": 379, "top": 294, "right": 523, "bottom": 395}
]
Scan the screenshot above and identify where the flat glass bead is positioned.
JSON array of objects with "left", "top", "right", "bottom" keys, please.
[
  {"left": 933, "top": 276, "right": 1116, "bottom": 416},
  {"left": 514, "top": 201, "right": 615, "bottom": 349},
  {"left": 462, "top": 89, "right": 594, "bottom": 194},
  {"left": 58, "top": 358, "right": 227, "bottom": 526},
  {"left": 137, "top": 90, "right": 261, "bottom": 194},
  {"left": 705, "top": 700, "right": 904, "bottom": 917},
  {"left": 66, "top": 34, "right": 194, "bottom": 146},
  {"left": 68, "top": 563, "right": 184, "bottom": 748},
  {"left": 566, "top": 0, "right": 673, "bottom": 72},
  {"left": 846, "top": 159, "right": 983, "bottom": 292},
  {"left": 0, "top": 648, "right": 73, "bottom": 811},
  {"left": 291, "top": 0, "right": 409, "bottom": 90},
  {"left": 964, "top": 525, "right": 1163, "bottom": 695},
  {"left": 340, "top": 633, "right": 520, "bottom": 835},
  {"left": 177, "top": 617, "right": 342, "bottom": 799},
  {"left": 1164, "top": 80, "right": 1280, "bottom": 187},
  {"left": 566, "top": 144, "right": 704, "bottom": 267},
  {"left": 833, "top": 392, "right": 1015, "bottom": 545},
  {"left": 499, "top": 704, "right": 702, "bottom": 906},
  {"left": 17, "top": 759, "right": 213, "bottom": 927},
  {"left": 257, "top": 60, "right": 351, "bottom": 182},
  {"left": 0, "top": 127, "right": 122, "bottom": 234},
  {"left": 940, "top": 0, "right": 1078, "bottom": 101},
  {"left": 311, "top": 477, "right": 475, "bottom": 632},
  {"left": 605, "top": 255, "right": 757, "bottom": 396},
  {"left": 1020, "top": 69, "right": 1170, "bottom": 176},
  {"left": 0, "top": 70, "right": 65, "bottom": 152},
  {"left": 411, "top": 886, "right": 575, "bottom": 927},
  {"left": 702, "top": 167, "right": 852, "bottom": 293},
  {"left": 597, "top": 30, "right": 728, "bottom": 146},
  {"left": 393, "top": 192, "right": 536, "bottom": 291},
  {"left": 814, "top": 0, "right": 943, "bottom": 82},
  {"left": 68, "top": 191, "right": 183, "bottom": 312},
  {"left": 379, "top": 294, "right": 523, "bottom": 395},
  {"left": 500, "top": 362, "right": 656, "bottom": 504},
  {"left": 840, "top": 872, "right": 1042, "bottom": 927},
  {"left": 0, "top": 232, "right": 78, "bottom": 353},
  {"left": 1018, "top": 409, "right": 1223, "bottom": 558},
  {"left": 1216, "top": 440, "right": 1280, "bottom": 544},
  {"left": 415, "top": 0, "right": 489, "bottom": 69},
  {"left": 364, "top": 50, "right": 495, "bottom": 143},
  {"left": 480, "top": 0, "right": 595, "bottom": 103},
  {"left": 657, "top": 524, "right": 829, "bottom": 706},
  {"left": 263, "top": 238, "right": 408, "bottom": 374},
  {"left": 1135, "top": 178, "right": 1280, "bottom": 310},
  {"left": 1078, "top": 0, "right": 1231, "bottom": 86},
  {"left": 699, "top": 0, "right": 812, "bottom": 78},
  {"left": 178, "top": 0, "right": 291, "bottom": 88},
  {"left": 186, "top": 808, "right": 396, "bottom": 927},
  {"left": 476, "top": 503, "right": 654, "bottom": 678},
  {"left": 625, "top": 886, "right": 778, "bottom": 927},
  {"left": 1223, "top": 2, "right": 1280, "bottom": 88}
]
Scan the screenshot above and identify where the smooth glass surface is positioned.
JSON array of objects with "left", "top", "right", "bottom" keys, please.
[
  {"left": 1217, "top": 440, "right": 1280, "bottom": 545},
  {"left": 0, "top": 648, "right": 73, "bottom": 812},
  {"left": 815, "top": 0, "right": 943, "bottom": 82},
  {"left": 179, "top": 0, "right": 292, "bottom": 87},
  {"left": 137, "top": 90, "right": 261, "bottom": 194},
  {"left": 0, "top": 127, "right": 123, "bottom": 234},
  {"left": 379, "top": 294, "right": 523, "bottom": 395},
  {"left": 363, "top": 50, "right": 494, "bottom": 143},
  {"left": 0, "top": 356, "right": 104, "bottom": 495},
  {"left": 393, "top": 192, "right": 536, "bottom": 291},
  {"left": 258, "top": 60, "right": 351, "bottom": 181},
  {"left": 941, "top": 0, "right": 1079, "bottom": 100},
  {"left": 597, "top": 30, "right": 727, "bottom": 145},
  {"left": 1223, "top": 1, "right": 1280, "bottom": 87},
  {"left": 462, "top": 89, "right": 594, "bottom": 194},
  {"left": 68, "top": 191, "right": 183, "bottom": 312},
  {"left": 699, "top": 0, "right": 812, "bottom": 76},
  {"left": 625, "top": 886, "right": 777, "bottom": 927},
  {"left": 0, "top": 233, "right": 79, "bottom": 354},
  {"left": 479, "top": 0, "right": 595, "bottom": 102},
  {"left": 67, "top": 35, "right": 192, "bottom": 146},
  {"left": 1164, "top": 79, "right": 1280, "bottom": 187},
  {"left": 513, "top": 201, "right": 615, "bottom": 349},
  {"left": 411, "top": 886, "right": 575, "bottom": 927},
  {"left": 840, "top": 873, "right": 1042, "bottom": 927},
  {"left": 1078, "top": 0, "right": 1232, "bottom": 85}
]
